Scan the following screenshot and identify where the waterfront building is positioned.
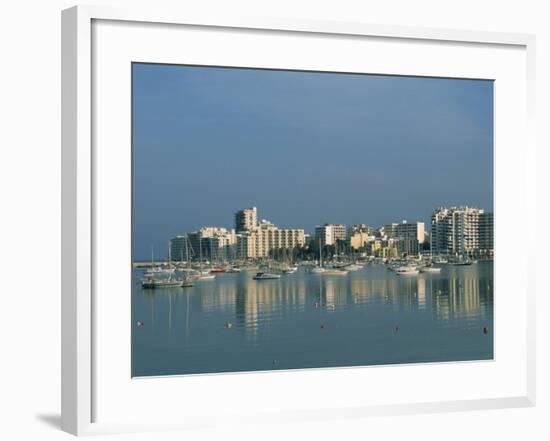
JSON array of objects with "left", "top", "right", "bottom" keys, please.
[
  {"left": 234, "top": 208, "right": 305, "bottom": 259},
  {"left": 169, "top": 235, "right": 190, "bottom": 261},
  {"left": 348, "top": 224, "right": 374, "bottom": 250},
  {"left": 365, "top": 238, "right": 381, "bottom": 256},
  {"left": 384, "top": 223, "right": 398, "bottom": 239},
  {"left": 479, "top": 211, "right": 494, "bottom": 257},
  {"left": 187, "top": 227, "right": 236, "bottom": 261},
  {"left": 383, "top": 220, "right": 425, "bottom": 256},
  {"left": 431, "top": 206, "right": 493, "bottom": 257},
  {"left": 348, "top": 224, "right": 374, "bottom": 236},
  {"left": 379, "top": 238, "right": 399, "bottom": 258},
  {"left": 364, "top": 237, "right": 398, "bottom": 258},
  {"left": 235, "top": 232, "right": 257, "bottom": 260},
  {"left": 315, "top": 223, "right": 346, "bottom": 247},
  {"left": 235, "top": 207, "right": 258, "bottom": 233}
]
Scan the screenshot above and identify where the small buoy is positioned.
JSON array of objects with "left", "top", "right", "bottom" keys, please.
[
  {"left": 272, "top": 359, "right": 277, "bottom": 365},
  {"left": 225, "top": 322, "right": 233, "bottom": 328},
  {"left": 483, "top": 326, "right": 488, "bottom": 335},
  {"left": 395, "top": 325, "right": 399, "bottom": 332},
  {"left": 137, "top": 320, "right": 144, "bottom": 328},
  {"left": 320, "top": 324, "right": 325, "bottom": 330}
]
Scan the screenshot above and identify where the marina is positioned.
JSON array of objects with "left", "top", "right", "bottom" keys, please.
[{"left": 132, "top": 260, "right": 493, "bottom": 376}]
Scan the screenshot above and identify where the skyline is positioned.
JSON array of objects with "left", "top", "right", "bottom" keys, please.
[
  {"left": 162, "top": 203, "right": 491, "bottom": 234},
  {"left": 132, "top": 64, "right": 493, "bottom": 260}
]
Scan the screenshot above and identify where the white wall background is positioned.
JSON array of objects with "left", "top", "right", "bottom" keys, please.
[{"left": 0, "top": 0, "right": 547, "bottom": 440}]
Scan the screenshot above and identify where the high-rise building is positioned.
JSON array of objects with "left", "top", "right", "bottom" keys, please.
[
  {"left": 384, "top": 223, "right": 398, "bottom": 239},
  {"left": 187, "top": 227, "right": 236, "bottom": 261},
  {"left": 234, "top": 208, "right": 305, "bottom": 259},
  {"left": 235, "top": 207, "right": 258, "bottom": 233},
  {"left": 315, "top": 223, "right": 346, "bottom": 247},
  {"left": 169, "top": 235, "right": 190, "bottom": 261},
  {"left": 431, "top": 206, "right": 492, "bottom": 256},
  {"left": 479, "top": 212, "right": 494, "bottom": 257},
  {"left": 383, "top": 220, "right": 425, "bottom": 256}
]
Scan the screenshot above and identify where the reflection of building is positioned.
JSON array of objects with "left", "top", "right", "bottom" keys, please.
[
  {"left": 431, "top": 207, "right": 493, "bottom": 256},
  {"left": 315, "top": 223, "right": 346, "bottom": 247}
]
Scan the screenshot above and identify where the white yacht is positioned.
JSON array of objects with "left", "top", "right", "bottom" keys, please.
[
  {"left": 253, "top": 272, "right": 281, "bottom": 280},
  {"left": 394, "top": 266, "right": 419, "bottom": 275},
  {"left": 281, "top": 265, "right": 298, "bottom": 274},
  {"left": 226, "top": 267, "right": 242, "bottom": 273},
  {"left": 140, "top": 276, "right": 193, "bottom": 289},
  {"left": 420, "top": 265, "right": 442, "bottom": 273}
]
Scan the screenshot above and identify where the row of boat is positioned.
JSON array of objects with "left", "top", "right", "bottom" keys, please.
[
  {"left": 389, "top": 265, "right": 441, "bottom": 276},
  {"left": 139, "top": 255, "right": 477, "bottom": 287},
  {"left": 387, "top": 258, "right": 477, "bottom": 275}
]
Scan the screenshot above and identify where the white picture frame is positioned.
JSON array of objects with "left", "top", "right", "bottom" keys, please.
[{"left": 62, "top": 5, "right": 536, "bottom": 436}]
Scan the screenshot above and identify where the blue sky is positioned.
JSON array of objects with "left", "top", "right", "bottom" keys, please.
[{"left": 132, "top": 63, "right": 493, "bottom": 260}]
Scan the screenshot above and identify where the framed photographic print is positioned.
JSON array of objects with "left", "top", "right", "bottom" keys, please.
[{"left": 62, "top": 5, "right": 536, "bottom": 436}]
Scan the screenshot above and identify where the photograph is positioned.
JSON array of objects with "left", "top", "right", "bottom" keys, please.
[{"left": 131, "top": 63, "right": 494, "bottom": 377}]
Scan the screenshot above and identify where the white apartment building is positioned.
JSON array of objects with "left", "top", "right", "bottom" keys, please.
[
  {"left": 315, "top": 223, "right": 346, "bottom": 247},
  {"left": 234, "top": 209, "right": 305, "bottom": 259},
  {"left": 431, "top": 206, "right": 489, "bottom": 256},
  {"left": 187, "top": 227, "right": 236, "bottom": 261},
  {"left": 235, "top": 207, "right": 258, "bottom": 232},
  {"left": 383, "top": 220, "right": 425, "bottom": 255}
]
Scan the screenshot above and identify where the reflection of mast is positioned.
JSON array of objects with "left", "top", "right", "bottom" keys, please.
[
  {"left": 185, "top": 292, "right": 190, "bottom": 345},
  {"left": 168, "top": 293, "right": 172, "bottom": 332}
]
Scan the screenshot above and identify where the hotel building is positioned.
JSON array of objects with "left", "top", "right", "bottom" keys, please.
[
  {"left": 383, "top": 220, "right": 425, "bottom": 256},
  {"left": 431, "top": 206, "right": 493, "bottom": 256},
  {"left": 235, "top": 207, "right": 258, "bottom": 233},
  {"left": 315, "top": 223, "right": 346, "bottom": 247},
  {"left": 234, "top": 208, "right": 305, "bottom": 259},
  {"left": 168, "top": 235, "right": 190, "bottom": 261},
  {"left": 186, "top": 227, "right": 236, "bottom": 261}
]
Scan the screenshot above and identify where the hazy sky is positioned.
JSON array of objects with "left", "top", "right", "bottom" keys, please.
[{"left": 132, "top": 63, "right": 493, "bottom": 260}]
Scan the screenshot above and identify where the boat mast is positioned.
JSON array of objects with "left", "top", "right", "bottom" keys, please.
[
  {"left": 319, "top": 237, "right": 323, "bottom": 268},
  {"left": 199, "top": 236, "right": 203, "bottom": 271},
  {"left": 185, "top": 235, "right": 190, "bottom": 269}
]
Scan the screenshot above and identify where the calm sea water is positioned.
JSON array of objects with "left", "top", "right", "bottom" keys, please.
[{"left": 132, "top": 262, "right": 493, "bottom": 376}]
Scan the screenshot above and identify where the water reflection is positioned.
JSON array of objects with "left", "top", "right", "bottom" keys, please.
[{"left": 132, "top": 262, "right": 493, "bottom": 376}]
